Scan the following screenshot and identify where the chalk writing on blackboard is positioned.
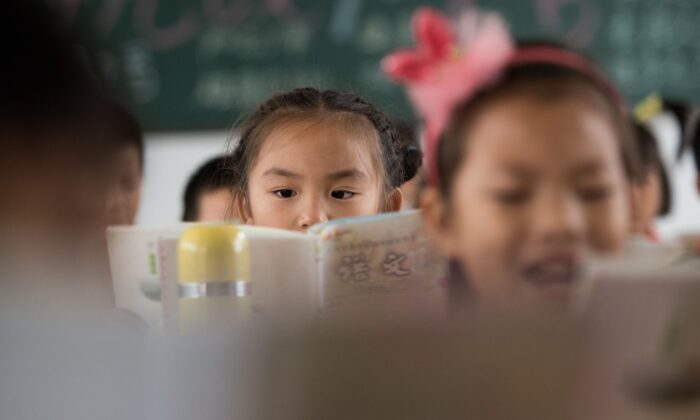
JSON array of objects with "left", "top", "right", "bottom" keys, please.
[
  {"left": 49, "top": 0, "right": 700, "bottom": 130},
  {"left": 197, "top": 24, "right": 311, "bottom": 59},
  {"left": 358, "top": 14, "right": 392, "bottom": 53},
  {"left": 57, "top": 0, "right": 305, "bottom": 51},
  {"left": 123, "top": 42, "right": 160, "bottom": 104},
  {"left": 94, "top": 0, "right": 201, "bottom": 50},
  {"left": 604, "top": 0, "right": 700, "bottom": 99},
  {"left": 331, "top": 0, "right": 364, "bottom": 43},
  {"left": 535, "top": 0, "right": 600, "bottom": 47},
  {"left": 194, "top": 68, "right": 330, "bottom": 110},
  {"left": 203, "top": 0, "right": 301, "bottom": 26}
]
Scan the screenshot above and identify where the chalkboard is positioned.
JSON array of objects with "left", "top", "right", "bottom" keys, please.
[
  {"left": 56, "top": 0, "right": 700, "bottom": 131},
  {"left": 480, "top": 0, "right": 700, "bottom": 111}
]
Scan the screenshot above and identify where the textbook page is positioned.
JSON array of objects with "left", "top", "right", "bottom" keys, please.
[
  {"left": 238, "top": 226, "right": 317, "bottom": 322},
  {"left": 107, "top": 225, "right": 189, "bottom": 331},
  {"left": 309, "top": 211, "right": 448, "bottom": 320}
]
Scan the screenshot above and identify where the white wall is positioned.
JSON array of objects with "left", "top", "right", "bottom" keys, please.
[
  {"left": 651, "top": 113, "right": 700, "bottom": 239},
  {"left": 137, "top": 120, "right": 700, "bottom": 238},
  {"left": 136, "top": 131, "right": 230, "bottom": 225}
]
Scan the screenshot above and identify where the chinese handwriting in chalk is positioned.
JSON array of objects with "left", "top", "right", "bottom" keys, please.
[
  {"left": 338, "top": 254, "right": 370, "bottom": 282},
  {"left": 381, "top": 252, "right": 410, "bottom": 277}
]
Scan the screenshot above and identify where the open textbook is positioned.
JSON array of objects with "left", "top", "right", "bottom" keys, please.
[{"left": 107, "top": 211, "right": 448, "bottom": 331}]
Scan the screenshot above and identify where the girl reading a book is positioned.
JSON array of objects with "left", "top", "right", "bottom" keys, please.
[
  {"left": 229, "top": 87, "right": 422, "bottom": 231},
  {"left": 383, "top": 8, "right": 642, "bottom": 302}
]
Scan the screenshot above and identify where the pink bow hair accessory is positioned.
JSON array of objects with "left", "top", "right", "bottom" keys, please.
[{"left": 382, "top": 7, "right": 515, "bottom": 184}]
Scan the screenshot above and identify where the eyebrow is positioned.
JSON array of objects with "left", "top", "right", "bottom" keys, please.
[
  {"left": 499, "top": 161, "right": 607, "bottom": 179},
  {"left": 501, "top": 163, "right": 535, "bottom": 179},
  {"left": 326, "top": 169, "right": 367, "bottom": 181},
  {"left": 262, "top": 168, "right": 302, "bottom": 179},
  {"left": 571, "top": 161, "right": 605, "bottom": 177},
  {"left": 261, "top": 167, "right": 368, "bottom": 181}
]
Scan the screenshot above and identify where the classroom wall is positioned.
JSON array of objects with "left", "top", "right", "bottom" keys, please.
[
  {"left": 137, "top": 120, "right": 700, "bottom": 239},
  {"left": 651, "top": 113, "right": 700, "bottom": 239},
  {"left": 137, "top": 131, "right": 230, "bottom": 225}
]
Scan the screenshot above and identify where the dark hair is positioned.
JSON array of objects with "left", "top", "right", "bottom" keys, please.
[
  {"left": 229, "top": 87, "right": 422, "bottom": 204},
  {"left": 691, "top": 120, "right": 700, "bottom": 174},
  {"left": 0, "top": 0, "right": 123, "bottom": 231},
  {"left": 0, "top": 1, "right": 96, "bottom": 119},
  {"left": 182, "top": 156, "right": 234, "bottom": 221},
  {"left": 692, "top": 121, "right": 700, "bottom": 174},
  {"left": 101, "top": 98, "right": 144, "bottom": 170},
  {"left": 633, "top": 122, "right": 672, "bottom": 216},
  {"left": 436, "top": 45, "right": 642, "bottom": 197},
  {"left": 0, "top": 0, "right": 119, "bottom": 176},
  {"left": 392, "top": 118, "right": 422, "bottom": 181}
]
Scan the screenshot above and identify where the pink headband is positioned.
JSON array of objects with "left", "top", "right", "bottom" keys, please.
[
  {"left": 382, "top": 7, "right": 625, "bottom": 186},
  {"left": 509, "top": 47, "right": 625, "bottom": 113}
]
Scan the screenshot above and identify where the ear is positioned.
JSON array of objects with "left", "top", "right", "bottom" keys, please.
[
  {"left": 384, "top": 188, "right": 403, "bottom": 212},
  {"left": 234, "top": 190, "right": 255, "bottom": 225},
  {"left": 420, "top": 186, "right": 457, "bottom": 257}
]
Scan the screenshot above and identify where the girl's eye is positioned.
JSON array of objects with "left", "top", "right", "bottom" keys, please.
[
  {"left": 331, "top": 190, "right": 356, "bottom": 200},
  {"left": 273, "top": 189, "right": 297, "bottom": 199},
  {"left": 578, "top": 186, "right": 610, "bottom": 202},
  {"left": 494, "top": 189, "right": 530, "bottom": 205}
]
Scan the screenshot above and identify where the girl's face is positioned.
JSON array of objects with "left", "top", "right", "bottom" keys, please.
[
  {"left": 240, "top": 117, "right": 401, "bottom": 231},
  {"left": 423, "top": 95, "right": 631, "bottom": 301},
  {"left": 197, "top": 187, "right": 236, "bottom": 222}
]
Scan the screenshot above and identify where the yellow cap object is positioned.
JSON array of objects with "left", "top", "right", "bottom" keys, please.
[
  {"left": 177, "top": 224, "right": 251, "bottom": 329},
  {"left": 634, "top": 94, "right": 663, "bottom": 124}
]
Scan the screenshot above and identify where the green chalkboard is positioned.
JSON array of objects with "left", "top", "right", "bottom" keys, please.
[
  {"left": 61, "top": 0, "right": 700, "bottom": 131},
  {"left": 480, "top": 0, "right": 700, "bottom": 110}
]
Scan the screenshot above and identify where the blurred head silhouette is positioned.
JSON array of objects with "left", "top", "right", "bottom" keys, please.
[{"left": 0, "top": 0, "right": 118, "bottom": 305}]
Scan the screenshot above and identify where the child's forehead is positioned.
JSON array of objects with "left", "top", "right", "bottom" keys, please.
[
  {"left": 260, "top": 111, "right": 379, "bottom": 153},
  {"left": 464, "top": 98, "right": 622, "bottom": 168},
  {"left": 268, "top": 111, "right": 374, "bottom": 138},
  {"left": 256, "top": 112, "right": 371, "bottom": 154},
  {"left": 459, "top": 76, "right": 616, "bottom": 132},
  {"left": 480, "top": 94, "right": 612, "bottom": 127}
]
